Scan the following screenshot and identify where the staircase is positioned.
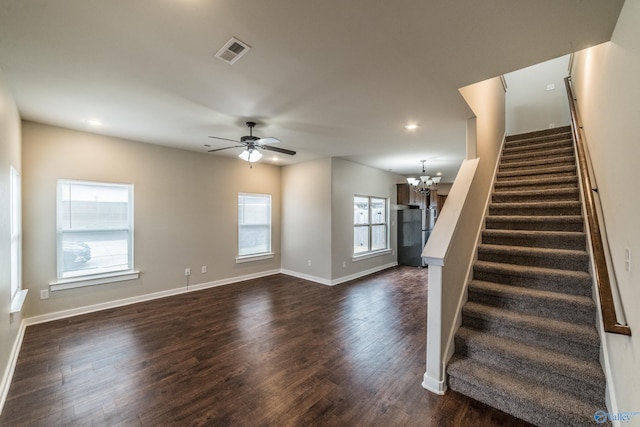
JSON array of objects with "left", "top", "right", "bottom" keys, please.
[{"left": 447, "top": 126, "right": 609, "bottom": 427}]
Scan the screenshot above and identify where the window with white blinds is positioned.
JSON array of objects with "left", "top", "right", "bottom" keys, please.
[
  {"left": 57, "top": 180, "right": 134, "bottom": 279},
  {"left": 238, "top": 193, "right": 271, "bottom": 258}
]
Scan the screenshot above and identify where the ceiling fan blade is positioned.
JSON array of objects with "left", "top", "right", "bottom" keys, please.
[
  {"left": 255, "top": 137, "right": 280, "bottom": 145},
  {"left": 259, "top": 145, "right": 296, "bottom": 156},
  {"left": 208, "top": 136, "right": 240, "bottom": 143},
  {"left": 208, "top": 145, "right": 243, "bottom": 153}
]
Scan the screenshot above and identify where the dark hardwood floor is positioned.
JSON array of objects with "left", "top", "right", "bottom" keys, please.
[{"left": 1, "top": 267, "right": 533, "bottom": 426}]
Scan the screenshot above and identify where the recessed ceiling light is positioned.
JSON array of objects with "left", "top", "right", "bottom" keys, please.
[
  {"left": 404, "top": 123, "right": 418, "bottom": 130},
  {"left": 87, "top": 119, "right": 102, "bottom": 126}
]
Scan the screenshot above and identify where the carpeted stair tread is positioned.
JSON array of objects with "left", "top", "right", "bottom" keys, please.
[
  {"left": 496, "top": 164, "right": 577, "bottom": 180},
  {"left": 491, "top": 187, "right": 579, "bottom": 203},
  {"left": 481, "top": 229, "right": 586, "bottom": 250},
  {"left": 468, "top": 280, "right": 595, "bottom": 325},
  {"left": 502, "top": 138, "right": 573, "bottom": 155},
  {"left": 501, "top": 145, "right": 574, "bottom": 163},
  {"left": 461, "top": 301, "right": 600, "bottom": 359},
  {"left": 447, "top": 355, "right": 608, "bottom": 427},
  {"left": 493, "top": 175, "right": 578, "bottom": 191},
  {"left": 504, "top": 132, "right": 571, "bottom": 149},
  {"left": 477, "top": 244, "right": 589, "bottom": 271},
  {"left": 454, "top": 326, "right": 606, "bottom": 397},
  {"left": 505, "top": 126, "right": 571, "bottom": 142},
  {"left": 499, "top": 155, "right": 575, "bottom": 171},
  {"left": 473, "top": 260, "right": 591, "bottom": 295},
  {"left": 488, "top": 200, "right": 582, "bottom": 216},
  {"left": 485, "top": 215, "right": 583, "bottom": 232}
]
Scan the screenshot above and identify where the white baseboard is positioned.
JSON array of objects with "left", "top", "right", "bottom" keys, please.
[
  {"left": 187, "top": 269, "right": 281, "bottom": 292},
  {"left": 25, "top": 269, "right": 281, "bottom": 327},
  {"left": 281, "top": 262, "right": 397, "bottom": 286},
  {"left": 280, "top": 269, "right": 333, "bottom": 286},
  {"left": 330, "top": 262, "right": 398, "bottom": 286},
  {"left": 0, "top": 318, "right": 27, "bottom": 416},
  {"left": 422, "top": 371, "right": 447, "bottom": 395}
]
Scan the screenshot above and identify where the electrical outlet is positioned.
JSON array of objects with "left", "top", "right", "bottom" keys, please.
[
  {"left": 625, "top": 248, "right": 632, "bottom": 272},
  {"left": 546, "top": 83, "right": 555, "bottom": 91},
  {"left": 185, "top": 268, "right": 191, "bottom": 276},
  {"left": 40, "top": 289, "right": 49, "bottom": 300},
  {"left": 307, "top": 260, "right": 312, "bottom": 267},
  {"left": 201, "top": 266, "right": 207, "bottom": 273},
  {"left": 343, "top": 261, "right": 346, "bottom": 268}
]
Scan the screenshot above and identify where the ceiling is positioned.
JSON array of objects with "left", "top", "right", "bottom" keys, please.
[{"left": 0, "top": 0, "right": 624, "bottom": 181}]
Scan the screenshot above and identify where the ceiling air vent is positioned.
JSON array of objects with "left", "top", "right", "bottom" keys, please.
[{"left": 215, "top": 37, "right": 251, "bottom": 64}]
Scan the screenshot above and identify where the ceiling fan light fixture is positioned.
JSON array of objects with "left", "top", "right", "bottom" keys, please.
[{"left": 239, "top": 148, "right": 262, "bottom": 162}]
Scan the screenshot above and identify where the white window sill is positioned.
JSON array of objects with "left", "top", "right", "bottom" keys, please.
[
  {"left": 49, "top": 270, "right": 140, "bottom": 291},
  {"left": 235, "top": 252, "right": 275, "bottom": 264},
  {"left": 352, "top": 249, "right": 392, "bottom": 262},
  {"left": 10, "top": 289, "right": 28, "bottom": 314}
]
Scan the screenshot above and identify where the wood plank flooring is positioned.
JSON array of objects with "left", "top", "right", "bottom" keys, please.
[{"left": 1, "top": 267, "right": 533, "bottom": 426}]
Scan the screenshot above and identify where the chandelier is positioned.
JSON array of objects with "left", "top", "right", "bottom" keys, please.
[{"left": 406, "top": 160, "right": 441, "bottom": 196}]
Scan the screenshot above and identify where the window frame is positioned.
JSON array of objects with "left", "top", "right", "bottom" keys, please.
[
  {"left": 353, "top": 195, "right": 390, "bottom": 258},
  {"left": 52, "top": 179, "right": 138, "bottom": 289},
  {"left": 237, "top": 192, "right": 273, "bottom": 262}
]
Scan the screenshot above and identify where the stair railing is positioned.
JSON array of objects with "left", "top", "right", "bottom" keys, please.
[{"left": 564, "top": 76, "right": 631, "bottom": 336}]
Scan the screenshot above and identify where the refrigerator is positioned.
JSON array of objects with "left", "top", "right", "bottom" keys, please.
[{"left": 397, "top": 206, "right": 437, "bottom": 267}]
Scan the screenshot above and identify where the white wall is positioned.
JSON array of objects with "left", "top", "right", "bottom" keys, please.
[
  {"left": 570, "top": 0, "right": 640, "bottom": 416},
  {"left": 281, "top": 158, "right": 333, "bottom": 282},
  {"left": 0, "top": 70, "right": 23, "bottom": 411},
  {"left": 505, "top": 55, "right": 571, "bottom": 135},
  {"left": 21, "top": 122, "right": 282, "bottom": 318}
]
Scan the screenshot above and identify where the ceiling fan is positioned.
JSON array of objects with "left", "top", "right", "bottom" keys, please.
[{"left": 207, "top": 121, "right": 296, "bottom": 166}]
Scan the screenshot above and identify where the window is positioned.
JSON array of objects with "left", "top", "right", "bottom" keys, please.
[
  {"left": 238, "top": 193, "right": 272, "bottom": 258},
  {"left": 57, "top": 180, "right": 134, "bottom": 280},
  {"left": 10, "top": 166, "right": 21, "bottom": 299},
  {"left": 354, "top": 195, "right": 388, "bottom": 255}
]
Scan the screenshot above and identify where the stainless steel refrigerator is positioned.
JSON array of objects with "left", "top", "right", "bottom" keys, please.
[{"left": 397, "top": 206, "right": 437, "bottom": 267}]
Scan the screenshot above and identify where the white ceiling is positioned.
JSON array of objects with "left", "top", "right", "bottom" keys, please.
[{"left": 0, "top": 0, "right": 624, "bottom": 181}]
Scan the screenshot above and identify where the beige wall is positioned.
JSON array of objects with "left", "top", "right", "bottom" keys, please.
[
  {"left": 331, "top": 158, "right": 400, "bottom": 280},
  {"left": 281, "top": 158, "right": 333, "bottom": 281},
  {"left": 440, "top": 76, "right": 505, "bottom": 346},
  {"left": 0, "top": 70, "right": 23, "bottom": 407},
  {"left": 570, "top": 0, "right": 640, "bottom": 413},
  {"left": 422, "top": 76, "right": 505, "bottom": 392},
  {"left": 21, "top": 122, "right": 282, "bottom": 318},
  {"left": 281, "top": 157, "right": 401, "bottom": 283}
]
